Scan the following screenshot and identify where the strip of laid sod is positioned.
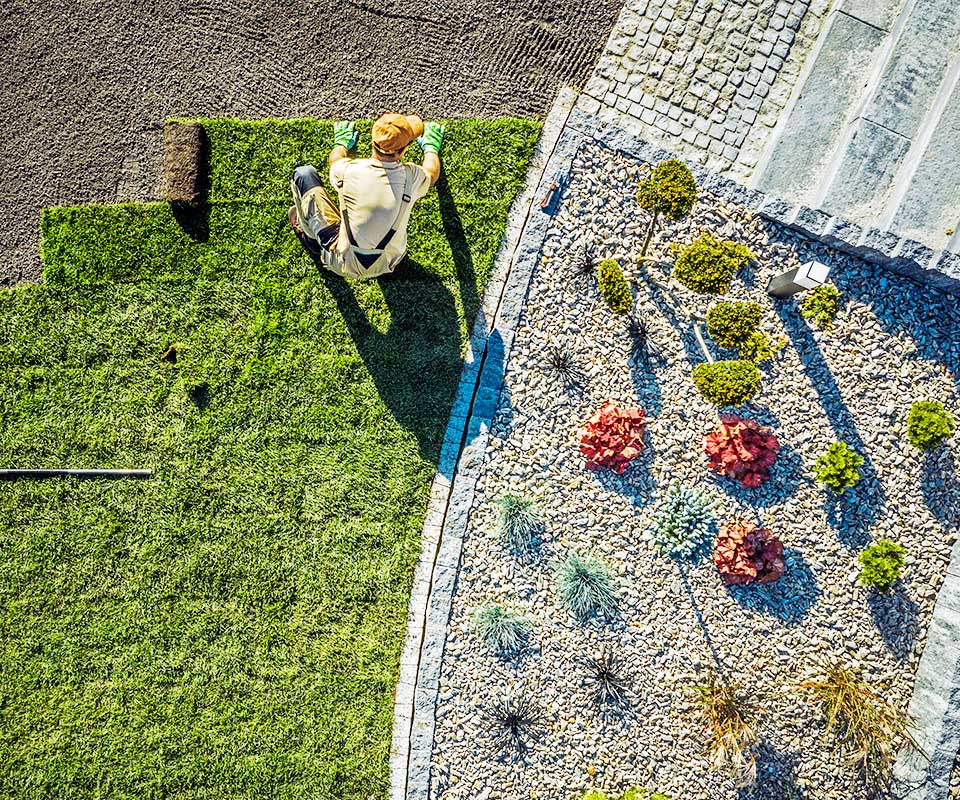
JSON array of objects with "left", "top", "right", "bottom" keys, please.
[{"left": 1, "top": 118, "right": 539, "bottom": 799}]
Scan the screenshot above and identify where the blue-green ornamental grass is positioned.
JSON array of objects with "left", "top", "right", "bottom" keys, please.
[
  {"left": 2, "top": 117, "right": 539, "bottom": 799},
  {"left": 557, "top": 553, "right": 618, "bottom": 618},
  {"left": 496, "top": 494, "right": 544, "bottom": 553},
  {"left": 648, "top": 483, "right": 718, "bottom": 559},
  {"left": 474, "top": 604, "right": 531, "bottom": 656}
]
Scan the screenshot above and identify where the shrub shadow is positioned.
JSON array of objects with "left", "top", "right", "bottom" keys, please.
[
  {"left": 726, "top": 546, "right": 820, "bottom": 625},
  {"left": 866, "top": 584, "right": 920, "bottom": 661},
  {"left": 921, "top": 446, "right": 960, "bottom": 529},
  {"left": 738, "top": 744, "right": 806, "bottom": 799},
  {"left": 170, "top": 201, "right": 210, "bottom": 242},
  {"left": 824, "top": 487, "right": 876, "bottom": 550}
]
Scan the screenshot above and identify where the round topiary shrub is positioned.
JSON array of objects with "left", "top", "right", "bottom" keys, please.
[
  {"left": 673, "top": 233, "right": 754, "bottom": 295},
  {"left": 800, "top": 284, "right": 841, "bottom": 329},
  {"left": 814, "top": 441, "right": 863, "bottom": 492},
  {"left": 906, "top": 400, "right": 955, "bottom": 450},
  {"left": 597, "top": 258, "right": 632, "bottom": 314},
  {"left": 706, "top": 301, "right": 761, "bottom": 349},
  {"left": 858, "top": 539, "right": 906, "bottom": 592},
  {"left": 692, "top": 360, "right": 761, "bottom": 406}
]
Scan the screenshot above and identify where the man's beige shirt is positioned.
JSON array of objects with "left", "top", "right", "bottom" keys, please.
[{"left": 323, "top": 158, "right": 432, "bottom": 279}]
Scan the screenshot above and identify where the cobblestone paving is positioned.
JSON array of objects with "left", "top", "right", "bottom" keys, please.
[{"left": 579, "top": 0, "right": 832, "bottom": 178}]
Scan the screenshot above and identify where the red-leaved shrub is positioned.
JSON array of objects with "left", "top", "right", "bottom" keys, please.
[
  {"left": 705, "top": 416, "right": 779, "bottom": 488},
  {"left": 580, "top": 402, "right": 647, "bottom": 474},
  {"left": 714, "top": 520, "right": 785, "bottom": 586}
]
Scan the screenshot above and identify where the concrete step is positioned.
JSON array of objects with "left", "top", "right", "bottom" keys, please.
[
  {"left": 753, "top": 9, "right": 891, "bottom": 205},
  {"left": 818, "top": 0, "right": 960, "bottom": 229},
  {"left": 886, "top": 59, "right": 960, "bottom": 252}
]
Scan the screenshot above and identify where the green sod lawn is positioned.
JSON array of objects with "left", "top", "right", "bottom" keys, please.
[{"left": 0, "top": 119, "right": 538, "bottom": 799}]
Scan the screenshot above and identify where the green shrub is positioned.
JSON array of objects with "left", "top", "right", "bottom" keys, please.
[
  {"left": 557, "top": 553, "right": 618, "bottom": 618},
  {"left": 673, "top": 233, "right": 754, "bottom": 294},
  {"left": 814, "top": 441, "right": 863, "bottom": 492},
  {"left": 738, "top": 331, "right": 786, "bottom": 364},
  {"left": 648, "top": 483, "right": 717, "bottom": 559},
  {"left": 906, "top": 400, "right": 955, "bottom": 450},
  {"left": 637, "top": 159, "right": 698, "bottom": 256},
  {"left": 496, "top": 495, "right": 543, "bottom": 553},
  {"left": 582, "top": 789, "right": 673, "bottom": 800},
  {"left": 858, "top": 540, "right": 906, "bottom": 592},
  {"left": 692, "top": 360, "right": 761, "bottom": 406},
  {"left": 474, "top": 604, "right": 531, "bottom": 655},
  {"left": 597, "top": 258, "right": 632, "bottom": 314},
  {"left": 800, "top": 284, "right": 841, "bottom": 329},
  {"left": 706, "top": 301, "right": 761, "bottom": 348}
]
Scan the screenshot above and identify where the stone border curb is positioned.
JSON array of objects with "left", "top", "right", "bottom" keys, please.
[
  {"left": 567, "top": 92, "right": 960, "bottom": 297},
  {"left": 389, "top": 86, "right": 583, "bottom": 800}
]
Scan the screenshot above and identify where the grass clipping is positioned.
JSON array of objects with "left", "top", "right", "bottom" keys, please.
[{"left": 795, "top": 662, "right": 919, "bottom": 796}]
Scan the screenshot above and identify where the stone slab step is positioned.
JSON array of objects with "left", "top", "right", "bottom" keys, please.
[
  {"left": 819, "top": 0, "right": 960, "bottom": 232},
  {"left": 754, "top": 10, "right": 889, "bottom": 205},
  {"left": 888, "top": 64, "right": 960, "bottom": 252}
]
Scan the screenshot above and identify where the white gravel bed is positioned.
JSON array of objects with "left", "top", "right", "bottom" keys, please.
[{"left": 430, "top": 141, "right": 960, "bottom": 800}]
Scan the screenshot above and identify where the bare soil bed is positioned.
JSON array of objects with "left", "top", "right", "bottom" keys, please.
[{"left": 0, "top": 0, "right": 621, "bottom": 284}]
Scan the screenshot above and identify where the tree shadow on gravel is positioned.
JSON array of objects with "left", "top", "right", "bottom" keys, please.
[
  {"left": 867, "top": 585, "right": 921, "bottom": 661},
  {"left": 771, "top": 299, "right": 885, "bottom": 548},
  {"left": 633, "top": 262, "right": 704, "bottom": 369},
  {"left": 726, "top": 546, "right": 820, "bottom": 625}
]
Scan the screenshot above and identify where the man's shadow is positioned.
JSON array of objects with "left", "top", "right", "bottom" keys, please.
[{"left": 310, "top": 171, "right": 486, "bottom": 467}]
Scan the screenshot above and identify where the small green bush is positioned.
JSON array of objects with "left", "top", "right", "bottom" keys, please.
[
  {"left": 706, "top": 301, "right": 761, "bottom": 348},
  {"left": 814, "top": 441, "right": 864, "bottom": 492},
  {"left": 637, "top": 159, "right": 698, "bottom": 221},
  {"left": 673, "top": 233, "right": 754, "bottom": 294},
  {"left": 474, "top": 604, "right": 531, "bottom": 655},
  {"left": 692, "top": 360, "right": 761, "bottom": 406},
  {"left": 800, "top": 284, "right": 841, "bottom": 329},
  {"left": 858, "top": 540, "right": 906, "bottom": 592},
  {"left": 497, "top": 495, "right": 543, "bottom": 553},
  {"left": 738, "top": 331, "right": 786, "bottom": 365},
  {"left": 582, "top": 790, "right": 673, "bottom": 800},
  {"left": 906, "top": 400, "right": 955, "bottom": 450},
  {"left": 648, "top": 483, "right": 718, "bottom": 559},
  {"left": 557, "top": 553, "right": 617, "bottom": 618},
  {"left": 598, "top": 258, "right": 632, "bottom": 314}
]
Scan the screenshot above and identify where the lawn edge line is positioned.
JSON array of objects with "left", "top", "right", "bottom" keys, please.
[{"left": 391, "top": 86, "right": 579, "bottom": 800}]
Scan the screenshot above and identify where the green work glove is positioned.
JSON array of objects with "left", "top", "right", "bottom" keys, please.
[
  {"left": 333, "top": 121, "right": 358, "bottom": 150},
  {"left": 417, "top": 121, "right": 446, "bottom": 154}
]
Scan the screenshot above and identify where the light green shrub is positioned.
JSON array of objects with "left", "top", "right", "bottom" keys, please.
[
  {"left": 814, "top": 441, "right": 863, "bottom": 492},
  {"left": 706, "top": 301, "right": 761, "bottom": 348},
  {"left": 858, "top": 540, "right": 906, "bottom": 592},
  {"left": 597, "top": 258, "right": 632, "bottom": 314},
  {"left": 692, "top": 360, "right": 761, "bottom": 406},
  {"left": 906, "top": 400, "right": 954, "bottom": 450},
  {"left": 673, "top": 233, "right": 754, "bottom": 294},
  {"left": 800, "top": 284, "right": 841, "bottom": 329}
]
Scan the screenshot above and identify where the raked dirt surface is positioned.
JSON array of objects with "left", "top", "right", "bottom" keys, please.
[{"left": 0, "top": 0, "right": 622, "bottom": 284}]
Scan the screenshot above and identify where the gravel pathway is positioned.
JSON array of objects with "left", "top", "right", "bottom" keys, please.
[
  {"left": 429, "top": 141, "right": 960, "bottom": 799},
  {"left": 0, "top": 0, "right": 621, "bottom": 284}
]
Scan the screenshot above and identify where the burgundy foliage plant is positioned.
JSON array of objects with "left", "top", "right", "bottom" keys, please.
[
  {"left": 705, "top": 416, "right": 779, "bottom": 488},
  {"left": 714, "top": 520, "right": 785, "bottom": 586},
  {"left": 580, "top": 402, "right": 648, "bottom": 474}
]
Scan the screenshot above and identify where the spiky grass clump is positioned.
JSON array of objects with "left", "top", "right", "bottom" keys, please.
[
  {"left": 485, "top": 691, "right": 544, "bottom": 758},
  {"left": 689, "top": 673, "right": 759, "bottom": 788},
  {"left": 582, "top": 645, "right": 630, "bottom": 708},
  {"left": 557, "top": 553, "right": 618, "bottom": 618},
  {"left": 648, "top": 483, "right": 718, "bottom": 560},
  {"left": 571, "top": 238, "right": 595, "bottom": 279},
  {"left": 496, "top": 495, "right": 543, "bottom": 554},
  {"left": 544, "top": 345, "right": 585, "bottom": 388},
  {"left": 474, "top": 604, "right": 531, "bottom": 656},
  {"left": 795, "top": 662, "right": 918, "bottom": 796}
]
